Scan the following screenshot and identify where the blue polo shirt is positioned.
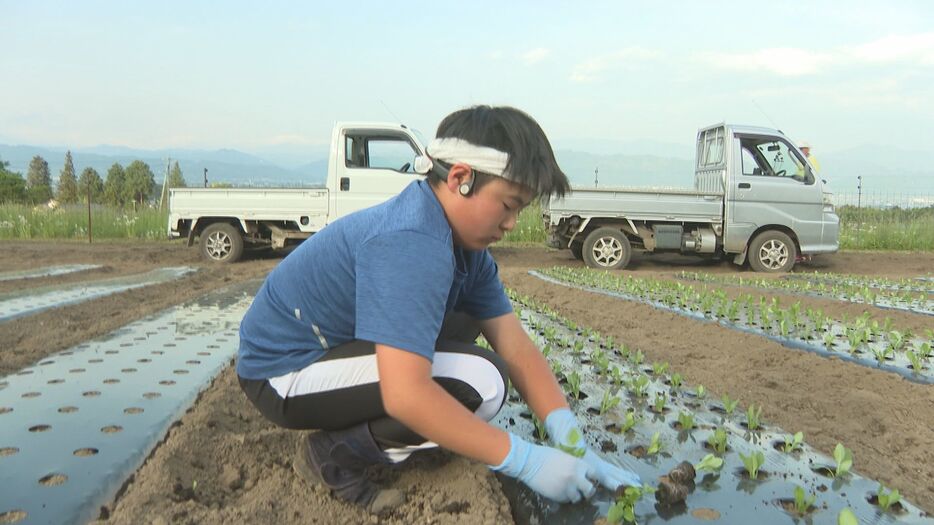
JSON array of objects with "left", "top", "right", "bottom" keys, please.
[{"left": 236, "top": 179, "right": 514, "bottom": 380}]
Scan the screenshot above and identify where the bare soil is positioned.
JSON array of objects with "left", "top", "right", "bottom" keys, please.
[{"left": 2, "top": 241, "right": 933, "bottom": 522}]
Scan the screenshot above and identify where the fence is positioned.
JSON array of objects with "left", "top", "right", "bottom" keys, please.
[{"left": 831, "top": 192, "right": 934, "bottom": 209}]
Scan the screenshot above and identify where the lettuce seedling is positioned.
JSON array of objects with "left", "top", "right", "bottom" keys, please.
[
  {"left": 694, "top": 453, "right": 723, "bottom": 472},
  {"left": 917, "top": 341, "right": 933, "bottom": 360},
  {"left": 872, "top": 346, "right": 894, "bottom": 366},
  {"left": 739, "top": 450, "right": 765, "bottom": 479},
  {"left": 746, "top": 405, "right": 762, "bottom": 430},
  {"left": 610, "top": 365, "right": 625, "bottom": 386},
  {"left": 646, "top": 432, "right": 663, "bottom": 455},
  {"left": 629, "top": 375, "right": 650, "bottom": 397},
  {"left": 720, "top": 394, "right": 739, "bottom": 415},
  {"left": 600, "top": 390, "right": 622, "bottom": 415},
  {"left": 619, "top": 411, "right": 639, "bottom": 433},
  {"left": 606, "top": 484, "right": 656, "bottom": 524},
  {"left": 567, "top": 371, "right": 582, "bottom": 400},
  {"left": 651, "top": 361, "right": 669, "bottom": 376},
  {"left": 541, "top": 344, "right": 552, "bottom": 358},
  {"left": 792, "top": 485, "right": 817, "bottom": 515},
  {"left": 783, "top": 431, "right": 804, "bottom": 453},
  {"left": 876, "top": 484, "right": 901, "bottom": 512},
  {"left": 838, "top": 508, "right": 858, "bottom": 525},
  {"left": 556, "top": 427, "right": 586, "bottom": 458},
  {"left": 532, "top": 414, "right": 547, "bottom": 441},
  {"left": 630, "top": 349, "right": 645, "bottom": 366},
  {"left": 669, "top": 373, "right": 683, "bottom": 388},
  {"left": 823, "top": 332, "right": 836, "bottom": 349},
  {"left": 652, "top": 393, "right": 667, "bottom": 414},
  {"left": 676, "top": 411, "right": 694, "bottom": 431},
  {"left": 832, "top": 443, "right": 853, "bottom": 478},
  {"left": 572, "top": 340, "right": 585, "bottom": 354},
  {"left": 707, "top": 427, "right": 728, "bottom": 454},
  {"left": 550, "top": 360, "right": 563, "bottom": 377},
  {"left": 906, "top": 350, "right": 923, "bottom": 372},
  {"left": 695, "top": 385, "right": 706, "bottom": 399}
]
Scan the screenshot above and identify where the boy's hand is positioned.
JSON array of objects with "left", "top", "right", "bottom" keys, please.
[
  {"left": 491, "top": 433, "right": 596, "bottom": 503},
  {"left": 545, "top": 408, "right": 641, "bottom": 490}
]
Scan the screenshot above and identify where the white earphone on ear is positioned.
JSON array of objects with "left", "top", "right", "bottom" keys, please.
[{"left": 459, "top": 182, "right": 472, "bottom": 196}]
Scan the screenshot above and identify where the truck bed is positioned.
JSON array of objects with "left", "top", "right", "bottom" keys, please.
[
  {"left": 548, "top": 186, "right": 724, "bottom": 223},
  {"left": 168, "top": 188, "right": 329, "bottom": 234}
]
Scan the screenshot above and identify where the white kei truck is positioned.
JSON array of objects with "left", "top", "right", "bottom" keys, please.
[
  {"left": 167, "top": 122, "right": 429, "bottom": 263},
  {"left": 544, "top": 123, "right": 840, "bottom": 273}
]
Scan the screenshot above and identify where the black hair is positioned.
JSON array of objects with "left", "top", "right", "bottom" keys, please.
[{"left": 429, "top": 105, "right": 570, "bottom": 199}]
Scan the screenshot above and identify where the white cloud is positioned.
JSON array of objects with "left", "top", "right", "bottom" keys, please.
[
  {"left": 848, "top": 32, "right": 934, "bottom": 65},
  {"left": 489, "top": 50, "right": 504, "bottom": 60},
  {"left": 569, "top": 47, "right": 661, "bottom": 83},
  {"left": 699, "top": 48, "right": 834, "bottom": 76},
  {"left": 521, "top": 47, "right": 550, "bottom": 65},
  {"left": 698, "top": 32, "right": 934, "bottom": 76}
]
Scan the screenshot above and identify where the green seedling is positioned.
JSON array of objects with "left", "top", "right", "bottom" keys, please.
[
  {"left": 838, "top": 508, "right": 858, "bottom": 525},
  {"left": 541, "top": 344, "right": 552, "bottom": 358},
  {"left": 907, "top": 350, "right": 923, "bottom": 372},
  {"left": 792, "top": 485, "right": 817, "bottom": 515},
  {"left": 720, "top": 394, "right": 739, "bottom": 415},
  {"left": 783, "top": 431, "right": 804, "bottom": 453},
  {"left": 543, "top": 326, "right": 556, "bottom": 341},
  {"left": 872, "top": 346, "right": 893, "bottom": 365},
  {"left": 823, "top": 332, "right": 836, "bottom": 349},
  {"left": 572, "top": 340, "right": 585, "bottom": 354},
  {"left": 646, "top": 432, "right": 663, "bottom": 455},
  {"left": 739, "top": 450, "right": 765, "bottom": 479},
  {"left": 669, "top": 373, "right": 683, "bottom": 388},
  {"left": 610, "top": 365, "right": 625, "bottom": 386},
  {"left": 607, "top": 484, "right": 656, "bottom": 524},
  {"left": 567, "top": 371, "right": 582, "bottom": 400},
  {"left": 629, "top": 349, "right": 645, "bottom": 366},
  {"left": 651, "top": 361, "right": 669, "bottom": 376},
  {"left": 556, "top": 427, "right": 586, "bottom": 458},
  {"left": 888, "top": 331, "right": 906, "bottom": 353},
  {"left": 917, "top": 341, "right": 933, "bottom": 360},
  {"left": 550, "top": 360, "right": 564, "bottom": 377},
  {"left": 676, "top": 411, "right": 694, "bottom": 431},
  {"left": 652, "top": 393, "right": 667, "bottom": 413},
  {"left": 832, "top": 443, "right": 853, "bottom": 477},
  {"left": 876, "top": 484, "right": 901, "bottom": 512},
  {"left": 746, "top": 405, "right": 762, "bottom": 430},
  {"left": 600, "top": 390, "right": 622, "bottom": 415},
  {"left": 707, "top": 427, "right": 728, "bottom": 454},
  {"left": 619, "top": 411, "right": 639, "bottom": 433},
  {"left": 694, "top": 453, "right": 723, "bottom": 472},
  {"left": 695, "top": 385, "right": 706, "bottom": 399},
  {"left": 629, "top": 375, "right": 650, "bottom": 397},
  {"left": 532, "top": 414, "right": 547, "bottom": 441}
]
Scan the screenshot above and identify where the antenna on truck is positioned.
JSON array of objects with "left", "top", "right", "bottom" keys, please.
[
  {"left": 751, "top": 99, "right": 781, "bottom": 132},
  {"left": 379, "top": 99, "right": 403, "bottom": 125}
]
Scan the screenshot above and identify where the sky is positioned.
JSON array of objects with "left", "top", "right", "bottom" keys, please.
[{"left": 2, "top": 1, "right": 934, "bottom": 167}]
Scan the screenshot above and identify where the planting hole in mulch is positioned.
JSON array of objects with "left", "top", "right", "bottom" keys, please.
[
  {"left": 142, "top": 392, "right": 161, "bottom": 399},
  {"left": 39, "top": 361, "right": 54, "bottom": 366},
  {"left": 600, "top": 439, "right": 617, "bottom": 453},
  {"left": 47, "top": 379, "right": 64, "bottom": 384},
  {"left": 626, "top": 445, "right": 647, "bottom": 458},
  {"left": 810, "top": 464, "right": 836, "bottom": 478},
  {"left": 103, "top": 379, "right": 119, "bottom": 385},
  {"left": 0, "top": 407, "right": 11, "bottom": 415},
  {"left": 734, "top": 467, "right": 770, "bottom": 480},
  {"left": 83, "top": 391, "right": 100, "bottom": 397},
  {"left": 159, "top": 380, "right": 175, "bottom": 386},
  {"left": 121, "top": 368, "right": 137, "bottom": 373},
  {"left": 137, "top": 359, "right": 151, "bottom": 363},
  {"left": 185, "top": 360, "right": 200, "bottom": 365},
  {"left": 69, "top": 369, "right": 85, "bottom": 374},
  {"left": 0, "top": 447, "right": 19, "bottom": 456},
  {"left": 73, "top": 448, "right": 98, "bottom": 457},
  {"left": 173, "top": 369, "right": 189, "bottom": 375},
  {"left": 775, "top": 498, "right": 817, "bottom": 516},
  {"left": 58, "top": 406, "right": 78, "bottom": 413},
  {"left": 104, "top": 350, "right": 119, "bottom": 355},
  {"left": 20, "top": 392, "right": 40, "bottom": 398},
  {"left": 38, "top": 473, "right": 67, "bottom": 486},
  {"left": 28, "top": 425, "right": 50, "bottom": 433},
  {"left": 101, "top": 425, "right": 122, "bottom": 434},
  {"left": 124, "top": 407, "right": 144, "bottom": 414},
  {"left": 0, "top": 510, "right": 27, "bottom": 523},
  {"left": 88, "top": 359, "right": 103, "bottom": 363}
]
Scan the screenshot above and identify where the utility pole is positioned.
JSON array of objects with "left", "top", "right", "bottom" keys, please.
[
  {"left": 203, "top": 168, "right": 208, "bottom": 188},
  {"left": 160, "top": 157, "right": 170, "bottom": 210},
  {"left": 87, "top": 176, "right": 92, "bottom": 244},
  {"left": 594, "top": 167, "right": 599, "bottom": 188}
]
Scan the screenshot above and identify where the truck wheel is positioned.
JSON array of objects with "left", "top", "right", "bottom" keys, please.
[
  {"left": 583, "top": 227, "right": 631, "bottom": 270},
  {"left": 200, "top": 223, "right": 244, "bottom": 263},
  {"left": 570, "top": 242, "right": 584, "bottom": 260},
  {"left": 748, "top": 230, "right": 796, "bottom": 273}
]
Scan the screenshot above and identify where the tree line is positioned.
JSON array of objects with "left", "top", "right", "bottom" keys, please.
[{"left": 0, "top": 152, "right": 187, "bottom": 206}]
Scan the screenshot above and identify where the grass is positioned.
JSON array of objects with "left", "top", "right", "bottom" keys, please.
[
  {"left": 837, "top": 205, "right": 934, "bottom": 251},
  {"left": 501, "top": 200, "right": 548, "bottom": 245},
  {"left": 0, "top": 204, "right": 168, "bottom": 240}
]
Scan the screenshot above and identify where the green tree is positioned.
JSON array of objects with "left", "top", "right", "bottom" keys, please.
[
  {"left": 26, "top": 155, "right": 53, "bottom": 203},
  {"left": 0, "top": 157, "right": 27, "bottom": 203},
  {"left": 124, "top": 160, "right": 155, "bottom": 207},
  {"left": 167, "top": 161, "right": 186, "bottom": 188},
  {"left": 56, "top": 151, "right": 79, "bottom": 204},
  {"left": 103, "top": 163, "right": 126, "bottom": 206},
  {"left": 78, "top": 167, "right": 104, "bottom": 204}
]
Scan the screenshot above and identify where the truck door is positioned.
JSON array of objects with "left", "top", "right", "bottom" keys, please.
[
  {"left": 335, "top": 132, "right": 424, "bottom": 218},
  {"left": 728, "top": 135, "right": 824, "bottom": 252}
]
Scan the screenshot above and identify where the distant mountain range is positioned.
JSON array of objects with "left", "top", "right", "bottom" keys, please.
[{"left": 1, "top": 140, "right": 932, "bottom": 197}]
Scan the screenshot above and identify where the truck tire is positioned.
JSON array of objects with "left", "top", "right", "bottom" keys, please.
[
  {"left": 748, "top": 230, "right": 796, "bottom": 273},
  {"left": 582, "top": 227, "right": 631, "bottom": 270},
  {"left": 200, "top": 223, "right": 244, "bottom": 263},
  {"left": 570, "top": 242, "right": 584, "bottom": 260}
]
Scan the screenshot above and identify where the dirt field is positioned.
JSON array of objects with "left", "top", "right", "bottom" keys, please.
[{"left": 2, "top": 241, "right": 933, "bottom": 523}]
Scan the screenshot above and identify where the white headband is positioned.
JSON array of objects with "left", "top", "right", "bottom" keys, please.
[{"left": 414, "top": 138, "right": 510, "bottom": 178}]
